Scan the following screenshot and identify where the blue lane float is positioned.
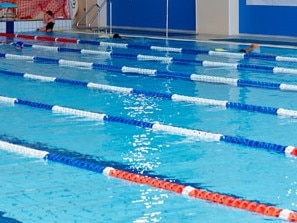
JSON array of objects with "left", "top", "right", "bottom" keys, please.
[
  {"left": 0, "top": 95, "right": 297, "bottom": 156},
  {"left": 0, "top": 69, "right": 297, "bottom": 118},
  {"left": 1, "top": 53, "right": 297, "bottom": 93}
]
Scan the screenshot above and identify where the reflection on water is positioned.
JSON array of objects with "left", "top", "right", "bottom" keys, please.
[
  {"left": 123, "top": 94, "right": 169, "bottom": 222},
  {"left": 132, "top": 188, "right": 169, "bottom": 223},
  {"left": 122, "top": 94, "right": 161, "bottom": 172},
  {"left": 124, "top": 132, "right": 161, "bottom": 172}
]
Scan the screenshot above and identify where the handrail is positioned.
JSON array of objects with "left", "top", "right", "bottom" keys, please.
[
  {"left": 76, "top": 3, "right": 98, "bottom": 29},
  {"left": 76, "top": 0, "right": 109, "bottom": 30}
]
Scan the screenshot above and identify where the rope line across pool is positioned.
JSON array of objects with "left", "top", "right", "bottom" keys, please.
[
  {"left": 1, "top": 51, "right": 297, "bottom": 94},
  {"left": 9, "top": 42, "right": 297, "bottom": 91},
  {"left": 0, "top": 95, "right": 296, "bottom": 156},
  {"left": 25, "top": 43, "right": 297, "bottom": 69},
  {"left": 0, "top": 69, "right": 297, "bottom": 118},
  {"left": 1, "top": 33, "right": 297, "bottom": 222},
  {"left": 2, "top": 41, "right": 297, "bottom": 77},
  {"left": 1, "top": 34, "right": 297, "bottom": 92},
  {"left": 2, "top": 32, "right": 297, "bottom": 64},
  {"left": 0, "top": 138, "right": 297, "bottom": 222}
]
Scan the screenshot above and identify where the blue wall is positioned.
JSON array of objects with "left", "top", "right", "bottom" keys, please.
[
  {"left": 239, "top": 1, "right": 297, "bottom": 37},
  {"left": 110, "top": 0, "right": 196, "bottom": 31},
  {"left": 110, "top": 1, "right": 297, "bottom": 36}
]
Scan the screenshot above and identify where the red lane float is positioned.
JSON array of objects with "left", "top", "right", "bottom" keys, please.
[
  {"left": 104, "top": 168, "right": 297, "bottom": 222},
  {"left": 55, "top": 37, "right": 78, "bottom": 44},
  {"left": 289, "top": 147, "right": 297, "bottom": 156},
  {"left": 15, "top": 34, "right": 35, "bottom": 40},
  {"left": 0, "top": 33, "right": 78, "bottom": 44},
  {"left": 35, "top": 36, "right": 56, "bottom": 42},
  {"left": 0, "top": 33, "right": 14, "bottom": 38}
]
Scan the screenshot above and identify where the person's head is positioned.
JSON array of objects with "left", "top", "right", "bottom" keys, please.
[
  {"left": 251, "top": 43, "right": 260, "bottom": 53},
  {"left": 46, "top": 10, "right": 54, "bottom": 17},
  {"left": 251, "top": 43, "right": 259, "bottom": 49},
  {"left": 113, "top": 33, "right": 121, "bottom": 39}
]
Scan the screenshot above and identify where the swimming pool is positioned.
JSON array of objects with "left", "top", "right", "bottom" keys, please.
[{"left": 0, "top": 32, "right": 297, "bottom": 222}]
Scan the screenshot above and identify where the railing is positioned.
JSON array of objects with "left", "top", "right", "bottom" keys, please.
[
  {"left": 0, "top": 2, "right": 17, "bottom": 20},
  {"left": 76, "top": 0, "right": 109, "bottom": 31}
]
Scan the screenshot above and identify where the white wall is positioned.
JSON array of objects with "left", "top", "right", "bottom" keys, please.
[
  {"left": 98, "top": 0, "right": 107, "bottom": 28},
  {"left": 196, "top": 0, "right": 238, "bottom": 35},
  {"left": 0, "top": 19, "right": 72, "bottom": 33}
]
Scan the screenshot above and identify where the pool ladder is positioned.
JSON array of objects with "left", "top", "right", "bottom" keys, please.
[{"left": 76, "top": 0, "right": 110, "bottom": 32}]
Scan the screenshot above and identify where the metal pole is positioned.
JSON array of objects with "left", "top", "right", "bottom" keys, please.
[
  {"left": 166, "top": 0, "right": 169, "bottom": 38},
  {"left": 109, "top": 0, "right": 112, "bottom": 34}
]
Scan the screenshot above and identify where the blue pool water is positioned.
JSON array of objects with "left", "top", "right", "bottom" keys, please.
[{"left": 0, "top": 32, "right": 297, "bottom": 222}]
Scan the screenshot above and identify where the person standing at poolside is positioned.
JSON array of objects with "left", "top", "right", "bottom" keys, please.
[{"left": 37, "top": 10, "right": 55, "bottom": 32}]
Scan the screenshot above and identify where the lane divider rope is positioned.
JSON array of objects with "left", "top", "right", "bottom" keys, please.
[
  {"left": 18, "top": 43, "right": 297, "bottom": 78},
  {"left": 1, "top": 69, "right": 297, "bottom": 118},
  {"left": 0, "top": 95, "right": 296, "bottom": 156},
  {"left": 1, "top": 52, "right": 297, "bottom": 93},
  {"left": 2, "top": 33, "right": 297, "bottom": 64},
  {"left": 2, "top": 43, "right": 297, "bottom": 75},
  {"left": 0, "top": 138, "right": 297, "bottom": 222}
]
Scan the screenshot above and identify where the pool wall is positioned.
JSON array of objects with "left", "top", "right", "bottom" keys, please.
[
  {"left": 239, "top": 1, "right": 297, "bottom": 37},
  {"left": 2, "top": 0, "right": 297, "bottom": 37},
  {"left": 110, "top": 0, "right": 297, "bottom": 37},
  {"left": 0, "top": 19, "right": 72, "bottom": 32}
]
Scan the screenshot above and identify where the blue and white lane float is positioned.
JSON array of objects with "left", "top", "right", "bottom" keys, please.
[
  {"left": 2, "top": 53, "right": 297, "bottom": 91},
  {"left": 7, "top": 33, "right": 297, "bottom": 64},
  {"left": 1, "top": 52, "right": 297, "bottom": 76},
  {"left": 208, "top": 50, "right": 297, "bottom": 62},
  {"left": 85, "top": 40, "right": 297, "bottom": 64},
  {"left": 1, "top": 138, "right": 297, "bottom": 222},
  {"left": 8, "top": 45, "right": 297, "bottom": 91},
  {"left": 20, "top": 44, "right": 297, "bottom": 73},
  {"left": 33, "top": 43, "right": 297, "bottom": 64},
  {"left": 1, "top": 69, "right": 297, "bottom": 118},
  {"left": 0, "top": 95, "right": 297, "bottom": 156}
]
